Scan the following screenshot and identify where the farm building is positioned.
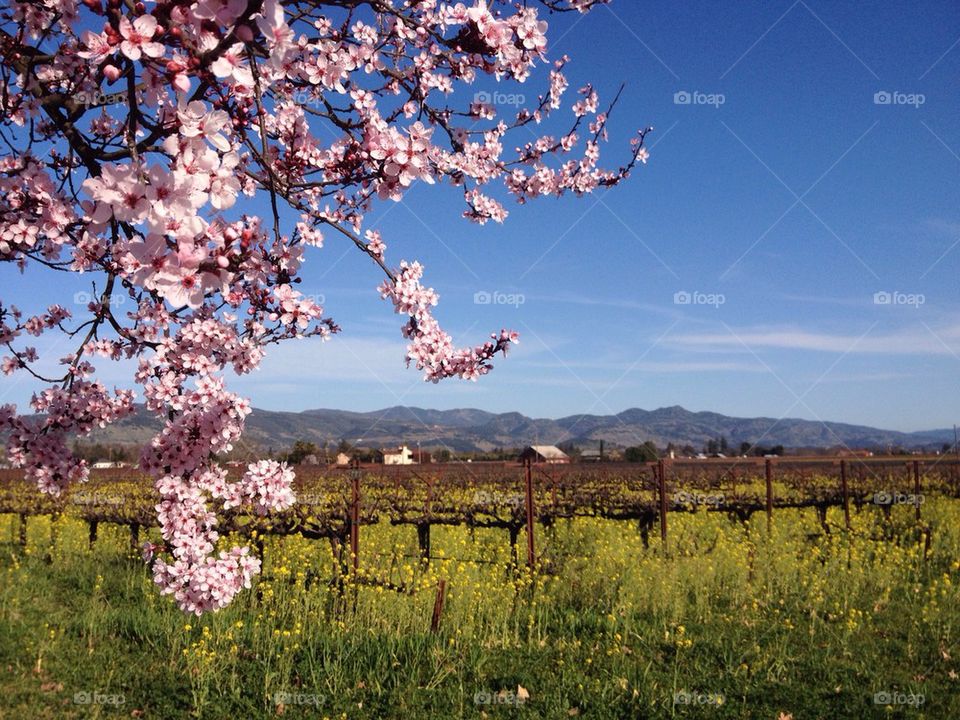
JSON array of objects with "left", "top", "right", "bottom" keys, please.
[
  {"left": 382, "top": 445, "right": 415, "bottom": 465},
  {"left": 518, "top": 445, "right": 570, "bottom": 465},
  {"left": 334, "top": 452, "right": 353, "bottom": 467}
]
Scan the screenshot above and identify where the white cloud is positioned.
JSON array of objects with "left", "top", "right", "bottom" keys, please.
[
  {"left": 669, "top": 323, "right": 960, "bottom": 356},
  {"left": 523, "top": 359, "right": 766, "bottom": 373}
]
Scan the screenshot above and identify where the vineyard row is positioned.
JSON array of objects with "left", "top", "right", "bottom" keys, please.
[{"left": 1, "top": 457, "right": 957, "bottom": 570}]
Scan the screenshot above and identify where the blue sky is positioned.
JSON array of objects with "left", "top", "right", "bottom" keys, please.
[{"left": 2, "top": 0, "right": 959, "bottom": 432}]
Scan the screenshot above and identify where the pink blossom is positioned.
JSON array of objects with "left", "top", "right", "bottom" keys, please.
[
  {"left": 208, "top": 152, "right": 241, "bottom": 210},
  {"left": 76, "top": 30, "right": 113, "bottom": 63},
  {"left": 192, "top": 0, "right": 247, "bottom": 26},
  {"left": 257, "top": 0, "right": 294, "bottom": 52},
  {"left": 118, "top": 15, "right": 164, "bottom": 62},
  {"left": 365, "top": 229, "right": 385, "bottom": 259},
  {"left": 272, "top": 285, "right": 323, "bottom": 329},
  {"left": 379, "top": 261, "right": 518, "bottom": 382},
  {"left": 177, "top": 101, "right": 232, "bottom": 153}
]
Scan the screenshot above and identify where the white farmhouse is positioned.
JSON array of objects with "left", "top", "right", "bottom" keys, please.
[{"left": 382, "top": 445, "right": 415, "bottom": 465}]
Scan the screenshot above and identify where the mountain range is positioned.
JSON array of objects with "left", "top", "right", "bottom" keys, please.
[{"left": 53, "top": 404, "right": 956, "bottom": 453}]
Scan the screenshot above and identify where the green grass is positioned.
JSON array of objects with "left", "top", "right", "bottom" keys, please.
[{"left": 0, "top": 501, "right": 958, "bottom": 719}]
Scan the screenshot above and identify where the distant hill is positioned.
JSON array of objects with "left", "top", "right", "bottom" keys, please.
[{"left": 24, "top": 404, "right": 954, "bottom": 454}]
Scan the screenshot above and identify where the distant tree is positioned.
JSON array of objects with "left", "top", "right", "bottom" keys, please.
[
  {"left": 355, "top": 448, "right": 380, "bottom": 463},
  {"left": 624, "top": 441, "right": 659, "bottom": 463},
  {"left": 286, "top": 440, "right": 319, "bottom": 465},
  {"left": 435, "top": 449, "right": 452, "bottom": 463},
  {"left": 740, "top": 442, "right": 752, "bottom": 456},
  {"left": 706, "top": 438, "right": 719, "bottom": 455},
  {"left": 681, "top": 445, "right": 697, "bottom": 457},
  {"left": 942, "top": 443, "right": 952, "bottom": 455},
  {"left": 71, "top": 442, "right": 134, "bottom": 464},
  {"left": 719, "top": 436, "right": 729, "bottom": 453},
  {"left": 557, "top": 441, "right": 580, "bottom": 458},
  {"left": 337, "top": 439, "right": 353, "bottom": 455},
  {"left": 753, "top": 445, "right": 785, "bottom": 457},
  {"left": 109, "top": 446, "right": 132, "bottom": 463}
]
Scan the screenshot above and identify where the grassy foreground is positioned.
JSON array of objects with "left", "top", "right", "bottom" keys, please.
[{"left": 0, "top": 501, "right": 958, "bottom": 719}]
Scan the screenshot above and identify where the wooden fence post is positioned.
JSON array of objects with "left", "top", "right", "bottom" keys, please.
[
  {"left": 130, "top": 523, "right": 140, "bottom": 555},
  {"left": 417, "top": 523, "right": 431, "bottom": 564},
  {"left": 657, "top": 459, "right": 668, "bottom": 545},
  {"left": 88, "top": 520, "right": 98, "bottom": 550},
  {"left": 18, "top": 513, "right": 27, "bottom": 547},
  {"left": 349, "top": 462, "right": 361, "bottom": 572},
  {"left": 419, "top": 475, "right": 433, "bottom": 564},
  {"left": 524, "top": 459, "right": 536, "bottom": 568},
  {"left": 430, "top": 579, "right": 447, "bottom": 633},
  {"left": 913, "top": 460, "right": 921, "bottom": 522},
  {"left": 765, "top": 459, "right": 773, "bottom": 533},
  {"left": 840, "top": 460, "right": 851, "bottom": 530}
]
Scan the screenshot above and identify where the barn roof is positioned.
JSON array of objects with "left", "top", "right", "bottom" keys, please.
[{"left": 527, "top": 445, "right": 569, "bottom": 460}]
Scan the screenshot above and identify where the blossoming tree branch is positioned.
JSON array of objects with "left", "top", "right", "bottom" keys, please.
[{"left": 0, "top": 0, "right": 650, "bottom": 614}]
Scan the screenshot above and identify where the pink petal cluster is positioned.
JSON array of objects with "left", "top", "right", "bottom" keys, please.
[
  {"left": 1, "top": 381, "right": 134, "bottom": 495},
  {"left": 149, "top": 459, "right": 293, "bottom": 614},
  {"left": 379, "top": 261, "right": 519, "bottom": 382},
  {"left": 231, "top": 460, "right": 297, "bottom": 515},
  {"left": 118, "top": 15, "right": 164, "bottom": 62},
  {"left": 364, "top": 120, "right": 437, "bottom": 200}
]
